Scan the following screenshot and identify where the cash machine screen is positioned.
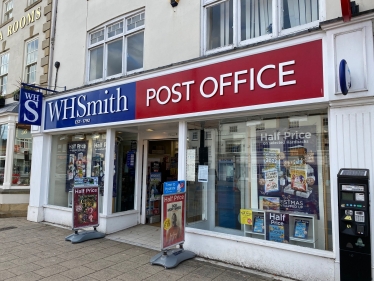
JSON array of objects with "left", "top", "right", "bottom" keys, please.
[{"left": 341, "top": 192, "right": 354, "bottom": 201}]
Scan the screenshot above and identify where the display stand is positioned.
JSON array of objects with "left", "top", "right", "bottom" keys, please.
[
  {"left": 150, "top": 181, "right": 196, "bottom": 269},
  {"left": 65, "top": 177, "right": 105, "bottom": 244},
  {"left": 65, "top": 227, "right": 105, "bottom": 243}
]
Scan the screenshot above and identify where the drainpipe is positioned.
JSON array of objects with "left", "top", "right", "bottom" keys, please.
[{"left": 47, "top": 0, "right": 58, "bottom": 93}]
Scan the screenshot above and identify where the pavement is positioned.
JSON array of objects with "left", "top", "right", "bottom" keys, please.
[{"left": 0, "top": 218, "right": 293, "bottom": 281}]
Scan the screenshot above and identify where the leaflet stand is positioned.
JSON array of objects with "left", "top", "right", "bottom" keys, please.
[
  {"left": 150, "top": 181, "right": 196, "bottom": 269},
  {"left": 65, "top": 177, "right": 105, "bottom": 244}
]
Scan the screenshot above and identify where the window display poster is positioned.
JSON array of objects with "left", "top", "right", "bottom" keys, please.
[
  {"left": 253, "top": 216, "right": 264, "bottom": 233},
  {"left": 266, "top": 212, "right": 289, "bottom": 243},
  {"left": 240, "top": 209, "right": 253, "bottom": 225},
  {"left": 162, "top": 193, "right": 186, "bottom": 250},
  {"left": 257, "top": 126, "right": 319, "bottom": 218},
  {"left": 186, "top": 149, "right": 196, "bottom": 181},
  {"left": 66, "top": 141, "right": 88, "bottom": 192},
  {"left": 294, "top": 219, "right": 309, "bottom": 239},
  {"left": 92, "top": 140, "right": 106, "bottom": 194},
  {"left": 198, "top": 165, "right": 208, "bottom": 182},
  {"left": 73, "top": 186, "right": 99, "bottom": 229}
]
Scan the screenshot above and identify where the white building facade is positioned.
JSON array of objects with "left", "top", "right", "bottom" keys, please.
[{"left": 27, "top": 0, "right": 374, "bottom": 280}]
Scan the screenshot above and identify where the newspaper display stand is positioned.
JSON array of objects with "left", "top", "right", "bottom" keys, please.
[
  {"left": 150, "top": 180, "right": 196, "bottom": 269},
  {"left": 65, "top": 177, "right": 105, "bottom": 243}
]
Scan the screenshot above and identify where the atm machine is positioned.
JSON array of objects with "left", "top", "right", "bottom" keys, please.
[{"left": 337, "top": 168, "right": 371, "bottom": 281}]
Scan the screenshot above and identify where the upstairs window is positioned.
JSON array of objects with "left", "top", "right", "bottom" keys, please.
[
  {"left": 204, "top": 0, "right": 321, "bottom": 54},
  {"left": 3, "top": 0, "right": 13, "bottom": 22},
  {"left": 88, "top": 11, "right": 145, "bottom": 82},
  {"left": 25, "top": 38, "right": 38, "bottom": 84},
  {"left": 28, "top": 0, "right": 38, "bottom": 5},
  {"left": 0, "top": 53, "right": 9, "bottom": 95}
]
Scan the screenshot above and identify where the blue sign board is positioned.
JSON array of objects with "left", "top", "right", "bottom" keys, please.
[
  {"left": 163, "top": 180, "right": 186, "bottom": 195},
  {"left": 44, "top": 83, "right": 136, "bottom": 130},
  {"left": 18, "top": 88, "right": 43, "bottom": 126}
]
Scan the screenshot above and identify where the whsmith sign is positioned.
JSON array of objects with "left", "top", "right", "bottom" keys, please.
[
  {"left": 19, "top": 88, "right": 43, "bottom": 126},
  {"left": 43, "top": 40, "right": 324, "bottom": 130},
  {"left": 44, "top": 83, "right": 136, "bottom": 129}
]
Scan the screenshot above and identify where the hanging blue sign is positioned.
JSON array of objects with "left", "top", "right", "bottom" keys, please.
[
  {"left": 163, "top": 180, "right": 186, "bottom": 195},
  {"left": 18, "top": 88, "right": 43, "bottom": 126},
  {"left": 44, "top": 82, "right": 136, "bottom": 130}
]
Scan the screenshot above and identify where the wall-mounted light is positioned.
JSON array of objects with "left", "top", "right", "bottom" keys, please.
[
  {"left": 146, "top": 128, "right": 154, "bottom": 132},
  {"left": 171, "top": 0, "right": 179, "bottom": 7},
  {"left": 92, "top": 132, "right": 100, "bottom": 139},
  {"left": 60, "top": 135, "right": 68, "bottom": 141},
  {"left": 74, "top": 134, "right": 85, "bottom": 140}
]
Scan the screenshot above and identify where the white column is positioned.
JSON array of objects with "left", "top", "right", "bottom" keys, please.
[
  {"left": 102, "top": 128, "right": 115, "bottom": 216},
  {"left": 27, "top": 133, "right": 52, "bottom": 222},
  {"left": 3, "top": 122, "right": 15, "bottom": 189},
  {"left": 178, "top": 121, "right": 187, "bottom": 181}
]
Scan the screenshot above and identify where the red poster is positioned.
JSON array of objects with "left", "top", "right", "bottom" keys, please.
[
  {"left": 136, "top": 40, "right": 323, "bottom": 119},
  {"left": 162, "top": 193, "right": 186, "bottom": 250},
  {"left": 73, "top": 186, "right": 99, "bottom": 229}
]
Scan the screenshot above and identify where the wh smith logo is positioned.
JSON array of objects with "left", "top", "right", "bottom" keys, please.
[
  {"left": 18, "top": 88, "right": 43, "bottom": 126},
  {"left": 44, "top": 83, "right": 136, "bottom": 130}
]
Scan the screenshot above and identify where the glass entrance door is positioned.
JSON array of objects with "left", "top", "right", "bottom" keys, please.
[{"left": 144, "top": 139, "right": 178, "bottom": 225}]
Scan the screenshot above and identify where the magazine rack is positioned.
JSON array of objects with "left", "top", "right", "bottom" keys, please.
[{"left": 243, "top": 209, "right": 316, "bottom": 248}]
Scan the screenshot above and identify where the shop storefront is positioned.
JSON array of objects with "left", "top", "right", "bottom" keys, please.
[{"left": 27, "top": 35, "right": 339, "bottom": 280}]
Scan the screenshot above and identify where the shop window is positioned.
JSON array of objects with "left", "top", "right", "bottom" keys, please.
[
  {"left": 3, "top": 0, "right": 13, "bottom": 22},
  {"left": 186, "top": 111, "right": 332, "bottom": 252},
  {"left": 203, "top": 0, "right": 321, "bottom": 54},
  {"left": 25, "top": 38, "right": 38, "bottom": 84},
  {"left": 13, "top": 124, "right": 32, "bottom": 186},
  {"left": 49, "top": 132, "right": 107, "bottom": 211},
  {"left": 88, "top": 11, "right": 145, "bottom": 82},
  {"left": 0, "top": 53, "right": 9, "bottom": 96},
  {"left": 0, "top": 124, "right": 7, "bottom": 185}
]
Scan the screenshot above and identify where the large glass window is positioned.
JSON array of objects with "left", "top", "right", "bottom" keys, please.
[
  {"left": 13, "top": 124, "right": 32, "bottom": 186},
  {"left": 49, "top": 132, "right": 107, "bottom": 211},
  {"left": 48, "top": 131, "right": 138, "bottom": 215},
  {"left": 25, "top": 38, "right": 38, "bottom": 84},
  {"left": 204, "top": 0, "right": 320, "bottom": 53},
  {"left": 88, "top": 11, "right": 145, "bottom": 82},
  {"left": 0, "top": 124, "right": 7, "bottom": 185},
  {"left": 186, "top": 110, "right": 332, "bottom": 251}
]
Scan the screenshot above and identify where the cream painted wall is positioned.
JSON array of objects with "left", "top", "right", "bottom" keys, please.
[
  {"left": 0, "top": 0, "right": 46, "bottom": 97},
  {"left": 326, "top": 0, "right": 374, "bottom": 21},
  {"left": 51, "top": 0, "right": 88, "bottom": 90},
  {"left": 51, "top": 0, "right": 200, "bottom": 90}
]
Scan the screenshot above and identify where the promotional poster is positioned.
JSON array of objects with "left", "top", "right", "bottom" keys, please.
[
  {"left": 266, "top": 212, "right": 289, "bottom": 243},
  {"left": 66, "top": 141, "right": 88, "bottom": 192},
  {"left": 257, "top": 125, "right": 319, "bottom": 218},
  {"left": 92, "top": 140, "right": 106, "bottom": 195},
  {"left": 73, "top": 186, "right": 99, "bottom": 229},
  {"left": 162, "top": 193, "right": 185, "bottom": 250}
]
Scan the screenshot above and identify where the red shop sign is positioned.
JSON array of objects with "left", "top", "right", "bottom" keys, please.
[
  {"left": 72, "top": 186, "right": 99, "bottom": 230},
  {"left": 136, "top": 40, "right": 323, "bottom": 119}
]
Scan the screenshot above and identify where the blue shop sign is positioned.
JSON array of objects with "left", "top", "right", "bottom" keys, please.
[
  {"left": 163, "top": 180, "right": 186, "bottom": 195},
  {"left": 19, "top": 88, "right": 43, "bottom": 126},
  {"left": 44, "top": 83, "right": 136, "bottom": 130}
]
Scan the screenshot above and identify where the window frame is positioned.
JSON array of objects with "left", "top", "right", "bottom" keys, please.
[
  {"left": 86, "top": 11, "right": 145, "bottom": 84},
  {"left": 0, "top": 52, "right": 9, "bottom": 96},
  {"left": 28, "top": 0, "right": 38, "bottom": 6},
  {"left": 202, "top": 0, "right": 324, "bottom": 55},
  {"left": 24, "top": 38, "right": 39, "bottom": 84},
  {"left": 3, "top": 0, "right": 13, "bottom": 23}
]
